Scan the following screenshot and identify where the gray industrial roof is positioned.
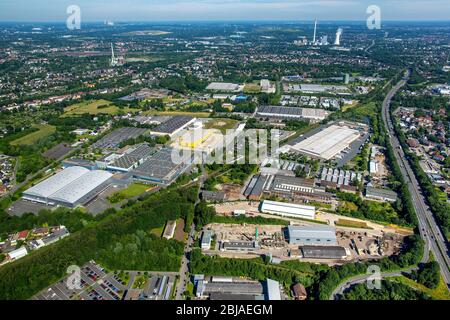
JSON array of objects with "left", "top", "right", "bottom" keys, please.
[
  {"left": 131, "top": 147, "right": 187, "bottom": 181},
  {"left": 151, "top": 116, "right": 193, "bottom": 134},
  {"left": 366, "top": 186, "right": 398, "bottom": 200},
  {"left": 92, "top": 127, "right": 147, "bottom": 149},
  {"left": 257, "top": 106, "right": 326, "bottom": 119},
  {"left": 270, "top": 175, "right": 315, "bottom": 191},
  {"left": 23, "top": 166, "right": 113, "bottom": 205},
  {"left": 110, "top": 155, "right": 140, "bottom": 169},
  {"left": 24, "top": 166, "right": 90, "bottom": 199},
  {"left": 300, "top": 245, "right": 347, "bottom": 259},
  {"left": 50, "top": 170, "right": 113, "bottom": 204},
  {"left": 287, "top": 225, "right": 337, "bottom": 240}
]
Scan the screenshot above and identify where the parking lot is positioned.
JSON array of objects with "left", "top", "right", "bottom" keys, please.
[
  {"left": 7, "top": 199, "right": 54, "bottom": 216},
  {"left": 33, "top": 261, "right": 177, "bottom": 301}
]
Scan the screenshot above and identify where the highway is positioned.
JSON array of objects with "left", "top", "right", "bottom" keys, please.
[
  {"left": 382, "top": 71, "right": 450, "bottom": 286},
  {"left": 331, "top": 71, "right": 450, "bottom": 299}
]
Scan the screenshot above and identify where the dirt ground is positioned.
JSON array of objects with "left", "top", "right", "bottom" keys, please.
[
  {"left": 174, "top": 219, "right": 185, "bottom": 242},
  {"left": 216, "top": 184, "right": 247, "bottom": 201}
]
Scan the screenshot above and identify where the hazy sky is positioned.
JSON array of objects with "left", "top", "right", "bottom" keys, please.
[{"left": 1, "top": 0, "right": 449, "bottom": 22}]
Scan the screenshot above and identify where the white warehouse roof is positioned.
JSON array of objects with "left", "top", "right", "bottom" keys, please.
[
  {"left": 23, "top": 166, "right": 113, "bottom": 206},
  {"left": 287, "top": 225, "right": 337, "bottom": 242},
  {"left": 260, "top": 200, "right": 315, "bottom": 219},
  {"left": 24, "top": 166, "right": 90, "bottom": 199},
  {"left": 291, "top": 125, "right": 360, "bottom": 160},
  {"left": 50, "top": 170, "right": 113, "bottom": 205}
]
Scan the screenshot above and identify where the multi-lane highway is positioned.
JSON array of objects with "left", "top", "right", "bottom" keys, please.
[
  {"left": 382, "top": 71, "right": 450, "bottom": 287},
  {"left": 331, "top": 71, "right": 450, "bottom": 299}
]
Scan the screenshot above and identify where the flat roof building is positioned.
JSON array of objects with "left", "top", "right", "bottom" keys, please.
[
  {"left": 290, "top": 125, "right": 361, "bottom": 160},
  {"left": 260, "top": 200, "right": 316, "bottom": 220},
  {"left": 23, "top": 166, "right": 113, "bottom": 208},
  {"left": 131, "top": 147, "right": 191, "bottom": 185},
  {"left": 300, "top": 245, "right": 347, "bottom": 259},
  {"left": 162, "top": 220, "right": 177, "bottom": 239},
  {"left": 201, "top": 191, "right": 226, "bottom": 202},
  {"left": 365, "top": 186, "right": 398, "bottom": 202},
  {"left": 7, "top": 246, "right": 28, "bottom": 261},
  {"left": 257, "top": 106, "right": 327, "bottom": 122},
  {"left": 222, "top": 241, "right": 260, "bottom": 251},
  {"left": 206, "top": 82, "right": 242, "bottom": 92},
  {"left": 201, "top": 230, "right": 213, "bottom": 250},
  {"left": 286, "top": 225, "right": 337, "bottom": 246},
  {"left": 150, "top": 116, "right": 196, "bottom": 137}
]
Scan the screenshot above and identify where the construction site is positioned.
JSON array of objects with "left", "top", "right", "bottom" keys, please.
[{"left": 205, "top": 200, "right": 408, "bottom": 265}]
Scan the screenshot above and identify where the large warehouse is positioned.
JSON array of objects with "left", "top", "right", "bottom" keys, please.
[
  {"left": 257, "top": 106, "right": 327, "bottom": 122},
  {"left": 260, "top": 200, "right": 315, "bottom": 219},
  {"left": 149, "top": 116, "right": 196, "bottom": 137},
  {"left": 131, "top": 147, "right": 191, "bottom": 185},
  {"left": 286, "top": 225, "right": 337, "bottom": 246},
  {"left": 290, "top": 124, "right": 361, "bottom": 160},
  {"left": 23, "top": 166, "right": 113, "bottom": 208}
]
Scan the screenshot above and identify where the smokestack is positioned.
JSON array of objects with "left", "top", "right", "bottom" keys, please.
[
  {"left": 313, "top": 19, "right": 317, "bottom": 44},
  {"left": 334, "top": 28, "right": 343, "bottom": 46}
]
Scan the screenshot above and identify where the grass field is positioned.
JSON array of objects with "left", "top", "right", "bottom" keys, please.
[
  {"left": 389, "top": 275, "right": 450, "bottom": 300},
  {"left": 244, "top": 83, "right": 261, "bottom": 94},
  {"left": 335, "top": 218, "right": 372, "bottom": 229},
  {"left": 150, "top": 226, "right": 164, "bottom": 237},
  {"left": 204, "top": 118, "right": 239, "bottom": 134},
  {"left": 10, "top": 124, "right": 56, "bottom": 146},
  {"left": 63, "top": 99, "right": 135, "bottom": 116},
  {"left": 108, "top": 183, "right": 151, "bottom": 204},
  {"left": 132, "top": 275, "right": 149, "bottom": 290}
]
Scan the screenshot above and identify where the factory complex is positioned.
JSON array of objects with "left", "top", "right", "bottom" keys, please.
[
  {"left": 256, "top": 106, "right": 328, "bottom": 123},
  {"left": 22, "top": 166, "right": 113, "bottom": 208}
]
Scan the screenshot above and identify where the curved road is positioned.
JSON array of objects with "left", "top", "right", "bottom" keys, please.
[{"left": 331, "top": 71, "right": 450, "bottom": 299}]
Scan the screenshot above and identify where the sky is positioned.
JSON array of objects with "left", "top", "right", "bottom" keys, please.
[{"left": 0, "top": 0, "right": 449, "bottom": 22}]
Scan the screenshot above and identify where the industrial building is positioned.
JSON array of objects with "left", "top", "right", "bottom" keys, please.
[
  {"left": 7, "top": 246, "right": 28, "bottom": 261},
  {"left": 195, "top": 276, "right": 282, "bottom": 300},
  {"left": 96, "top": 143, "right": 155, "bottom": 173},
  {"left": 256, "top": 106, "right": 327, "bottom": 122},
  {"left": 289, "top": 124, "right": 362, "bottom": 160},
  {"left": 131, "top": 147, "right": 191, "bottom": 185},
  {"left": 162, "top": 221, "right": 176, "bottom": 240},
  {"left": 365, "top": 186, "right": 398, "bottom": 202},
  {"left": 260, "top": 200, "right": 316, "bottom": 219},
  {"left": 286, "top": 225, "right": 337, "bottom": 246},
  {"left": 201, "top": 230, "right": 213, "bottom": 250},
  {"left": 201, "top": 191, "right": 227, "bottom": 202},
  {"left": 285, "top": 83, "right": 349, "bottom": 94},
  {"left": 319, "top": 167, "right": 362, "bottom": 192},
  {"left": 92, "top": 127, "right": 148, "bottom": 150},
  {"left": 23, "top": 166, "right": 113, "bottom": 208},
  {"left": 221, "top": 240, "right": 260, "bottom": 252},
  {"left": 300, "top": 245, "right": 347, "bottom": 260},
  {"left": 150, "top": 116, "right": 196, "bottom": 137},
  {"left": 245, "top": 174, "right": 333, "bottom": 204},
  {"left": 206, "top": 82, "right": 243, "bottom": 92}
]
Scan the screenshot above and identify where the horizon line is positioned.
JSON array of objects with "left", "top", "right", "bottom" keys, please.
[{"left": 1, "top": 19, "right": 450, "bottom": 23}]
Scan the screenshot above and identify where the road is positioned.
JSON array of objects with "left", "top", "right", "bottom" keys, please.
[
  {"left": 331, "top": 270, "right": 412, "bottom": 299},
  {"left": 330, "top": 70, "right": 450, "bottom": 299},
  {"left": 381, "top": 71, "right": 450, "bottom": 285},
  {"left": 174, "top": 165, "right": 207, "bottom": 300}
]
